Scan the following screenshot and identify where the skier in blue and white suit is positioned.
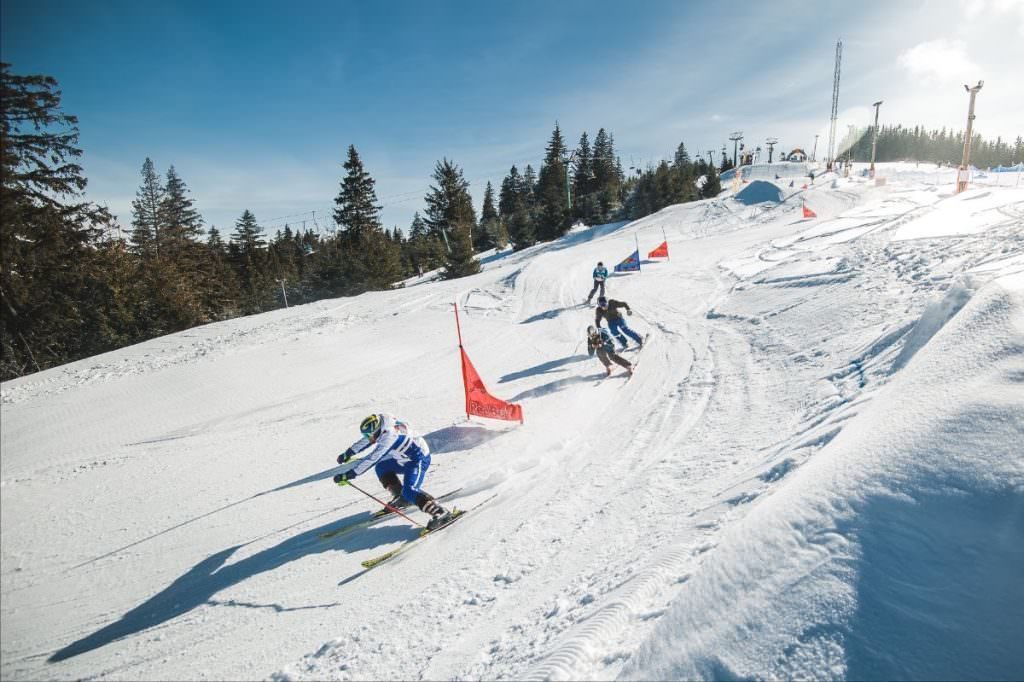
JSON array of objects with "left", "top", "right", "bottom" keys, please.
[{"left": 333, "top": 413, "right": 450, "bottom": 527}]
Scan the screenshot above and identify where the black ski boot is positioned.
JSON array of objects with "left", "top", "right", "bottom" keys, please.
[{"left": 416, "top": 492, "right": 453, "bottom": 531}]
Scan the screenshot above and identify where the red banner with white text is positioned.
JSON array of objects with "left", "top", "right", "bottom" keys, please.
[{"left": 460, "top": 348, "right": 523, "bottom": 423}]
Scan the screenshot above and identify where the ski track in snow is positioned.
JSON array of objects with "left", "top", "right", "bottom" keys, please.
[{"left": 2, "top": 164, "right": 1022, "bottom": 681}]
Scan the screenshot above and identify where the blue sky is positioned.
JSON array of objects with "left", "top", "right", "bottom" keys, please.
[{"left": 3, "top": 0, "right": 1021, "bottom": 236}]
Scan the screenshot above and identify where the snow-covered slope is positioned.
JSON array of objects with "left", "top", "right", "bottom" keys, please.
[
  {"left": 2, "top": 163, "right": 1022, "bottom": 681},
  {"left": 622, "top": 275, "right": 1024, "bottom": 681}
]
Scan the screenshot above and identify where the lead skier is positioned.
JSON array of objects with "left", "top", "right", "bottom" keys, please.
[
  {"left": 586, "top": 261, "right": 609, "bottom": 304},
  {"left": 334, "top": 413, "right": 452, "bottom": 530}
]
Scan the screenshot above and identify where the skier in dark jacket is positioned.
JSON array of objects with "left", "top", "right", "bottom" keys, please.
[
  {"left": 587, "top": 326, "right": 632, "bottom": 377},
  {"left": 594, "top": 296, "right": 644, "bottom": 350}
]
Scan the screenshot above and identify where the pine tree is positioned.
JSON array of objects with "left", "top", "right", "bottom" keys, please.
[
  {"left": 476, "top": 181, "right": 502, "bottom": 251},
  {"left": 500, "top": 165, "right": 536, "bottom": 250},
  {"left": 404, "top": 211, "right": 444, "bottom": 275},
  {"left": 674, "top": 142, "right": 691, "bottom": 167},
  {"left": 130, "top": 158, "right": 164, "bottom": 257},
  {"left": 701, "top": 162, "right": 722, "bottom": 198},
  {"left": 424, "top": 159, "right": 480, "bottom": 279},
  {"left": 231, "top": 209, "right": 265, "bottom": 255},
  {"left": 332, "top": 145, "right": 401, "bottom": 292},
  {"left": 572, "top": 132, "right": 597, "bottom": 223},
  {"left": 498, "top": 165, "right": 521, "bottom": 218},
  {"left": 591, "top": 128, "right": 620, "bottom": 221},
  {"left": 334, "top": 145, "right": 381, "bottom": 239},
  {"left": 228, "top": 210, "right": 275, "bottom": 313},
  {"left": 535, "top": 122, "right": 570, "bottom": 241},
  {"left": 1, "top": 62, "right": 118, "bottom": 378},
  {"left": 161, "top": 165, "right": 204, "bottom": 246}
]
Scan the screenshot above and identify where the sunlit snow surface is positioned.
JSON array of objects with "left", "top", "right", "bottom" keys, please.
[{"left": 2, "top": 163, "right": 1022, "bottom": 680}]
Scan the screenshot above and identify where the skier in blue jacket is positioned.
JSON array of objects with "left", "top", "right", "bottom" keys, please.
[
  {"left": 334, "top": 413, "right": 451, "bottom": 529},
  {"left": 586, "top": 262, "right": 609, "bottom": 304}
]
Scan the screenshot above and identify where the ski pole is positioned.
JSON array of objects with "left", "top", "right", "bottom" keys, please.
[{"left": 346, "top": 479, "right": 426, "bottom": 529}]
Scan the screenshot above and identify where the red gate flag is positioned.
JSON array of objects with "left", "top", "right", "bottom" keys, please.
[
  {"left": 648, "top": 241, "right": 669, "bottom": 258},
  {"left": 802, "top": 203, "right": 817, "bottom": 219},
  {"left": 460, "top": 348, "right": 523, "bottom": 423}
]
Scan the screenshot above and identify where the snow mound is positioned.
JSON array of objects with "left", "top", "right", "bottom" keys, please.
[
  {"left": 621, "top": 274, "right": 1024, "bottom": 681},
  {"left": 893, "top": 188, "right": 1024, "bottom": 241},
  {"left": 733, "top": 180, "right": 784, "bottom": 206}
]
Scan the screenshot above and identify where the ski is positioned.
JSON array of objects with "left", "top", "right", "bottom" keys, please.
[
  {"left": 319, "top": 488, "right": 462, "bottom": 540},
  {"left": 356, "top": 492, "right": 498, "bottom": 571},
  {"left": 360, "top": 510, "right": 466, "bottom": 569}
]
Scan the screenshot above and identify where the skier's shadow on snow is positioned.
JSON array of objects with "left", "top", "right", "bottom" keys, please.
[
  {"left": 498, "top": 354, "right": 588, "bottom": 383},
  {"left": 508, "top": 372, "right": 608, "bottom": 401},
  {"left": 48, "top": 516, "right": 418, "bottom": 663},
  {"left": 520, "top": 305, "right": 582, "bottom": 324},
  {"left": 71, "top": 467, "right": 354, "bottom": 571},
  {"left": 424, "top": 425, "right": 510, "bottom": 454}
]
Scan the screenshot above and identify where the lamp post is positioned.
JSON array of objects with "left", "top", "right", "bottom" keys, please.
[
  {"left": 958, "top": 81, "right": 984, "bottom": 193},
  {"left": 869, "top": 100, "right": 883, "bottom": 179},
  {"left": 812, "top": 134, "right": 819, "bottom": 162}
]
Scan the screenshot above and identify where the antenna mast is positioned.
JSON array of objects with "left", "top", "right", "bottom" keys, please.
[{"left": 826, "top": 39, "right": 842, "bottom": 171}]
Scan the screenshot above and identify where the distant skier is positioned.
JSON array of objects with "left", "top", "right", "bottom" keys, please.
[
  {"left": 334, "top": 413, "right": 452, "bottom": 530},
  {"left": 587, "top": 325, "right": 632, "bottom": 377},
  {"left": 594, "top": 296, "right": 644, "bottom": 350},
  {"left": 586, "top": 261, "right": 609, "bottom": 304}
]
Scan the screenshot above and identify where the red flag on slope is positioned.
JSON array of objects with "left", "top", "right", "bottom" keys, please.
[
  {"left": 802, "top": 203, "right": 817, "bottom": 219},
  {"left": 648, "top": 241, "right": 669, "bottom": 258},
  {"left": 460, "top": 348, "right": 523, "bottom": 423}
]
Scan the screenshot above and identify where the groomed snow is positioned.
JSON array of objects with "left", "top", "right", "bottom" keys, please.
[{"left": 2, "top": 162, "right": 1022, "bottom": 681}]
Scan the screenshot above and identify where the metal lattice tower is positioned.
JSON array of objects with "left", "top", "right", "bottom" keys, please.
[{"left": 826, "top": 39, "right": 842, "bottom": 169}]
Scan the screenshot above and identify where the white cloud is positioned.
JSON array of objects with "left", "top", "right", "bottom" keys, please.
[
  {"left": 960, "top": 0, "right": 1024, "bottom": 34},
  {"left": 898, "top": 39, "right": 984, "bottom": 84}
]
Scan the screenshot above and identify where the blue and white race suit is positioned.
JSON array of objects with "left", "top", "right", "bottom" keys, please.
[{"left": 347, "top": 414, "right": 431, "bottom": 503}]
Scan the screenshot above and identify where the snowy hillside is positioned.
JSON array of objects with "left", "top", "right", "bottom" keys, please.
[{"left": 2, "top": 163, "right": 1022, "bottom": 681}]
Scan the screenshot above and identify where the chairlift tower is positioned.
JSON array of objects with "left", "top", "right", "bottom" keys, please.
[
  {"left": 729, "top": 131, "right": 743, "bottom": 167},
  {"left": 826, "top": 39, "right": 842, "bottom": 171},
  {"left": 766, "top": 137, "right": 778, "bottom": 163},
  {"left": 957, "top": 81, "right": 984, "bottom": 193},
  {"left": 869, "top": 100, "right": 883, "bottom": 178}
]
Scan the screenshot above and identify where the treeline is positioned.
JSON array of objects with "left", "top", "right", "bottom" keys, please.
[
  {"left": 21, "top": 59, "right": 1017, "bottom": 381},
  {"left": 1, "top": 64, "right": 675, "bottom": 380},
  {"left": 839, "top": 124, "right": 1024, "bottom": 167},
  {"left": 621, "top": 142, "right": 723, "bottom": 219}
]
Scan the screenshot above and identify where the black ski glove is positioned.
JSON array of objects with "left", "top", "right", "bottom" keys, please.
[
  {"left": 337, "top": 448, "right": 355, "bottom": 465},
  {"left": 334, "top": 471, "right": 353, "bottom": 486}
]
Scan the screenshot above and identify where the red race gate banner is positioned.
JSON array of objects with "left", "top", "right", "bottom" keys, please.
[
  {"left": 802, "top": 203, "right": 817, "bottom": 218},
  {"left": 454, "top": 301, "right": 524, "bottom": 423},
  {"left": 648, "top": 241, "right": 669, "bottom": 258},
  {"left": 460, "top": 348, "right": 523, "bottom": 423}
]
